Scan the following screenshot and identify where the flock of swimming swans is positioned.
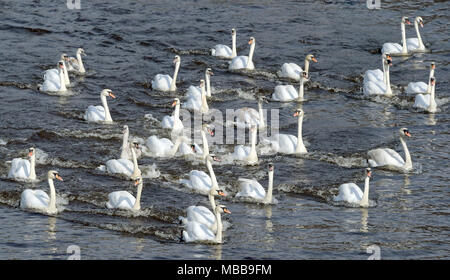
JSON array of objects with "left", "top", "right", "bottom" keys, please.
[{"left": 5, "top": 17, "right": 437, "bottom": 244}]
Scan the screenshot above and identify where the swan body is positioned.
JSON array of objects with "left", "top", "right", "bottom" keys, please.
[
  {"left": 414, "top": 77, "right": 437, "bottom": 113},
  {"left": 363, "top": 54, "right": 393, "bottom": 96},
  {"left": 107, "top": 177, "right": 143, "bottom": 211},
  {"left": 84, "top": 89, "right": 116, "bottom": 123},
  {"left": 106, "top": 143, "right": 141, "bottom": 178},
  {"left": 67, "top": 48, "right": 86, "bottom": 73},
  {"left": 145, "top": 135, "right": 188, "bottom": 157},
  {"left": 161, "top": 98, "right": 184, "bottom": 140},
  {"left": 8, "top": 148, "right": 36, "bottom": 181},
  {"left": 334, "top": 168, "right": 372, "bottom": 207},
  {"left": 271, "top": 109, "right": 307, "bottom": 154},
  {"left": 44, "top": 55, "right": 71, "bottom": 87},
  {"left": 20, "top": 170, "right": 63, "bottom": 214},
  {"left": 368, "top": 128, "right": 413, "bottom": 171},
  {"left": 406, "top": 62, "right": 435, "bottom": 94},
  {"left": 152, "top": 55, "right": 181, "bottom": 92},
  {"left": 272, "top": 71, "right": 309, "bottom": 102},
  {"left": 406, "top": 17, "right": 426, "bottom": 52},
  {"left": 234, "top": 97, "right": 266, "bottom": 130},
  {"left": 40, "top": 61, "right": 67, "bottom": 92},
  {"left": 120, "top": 125, "right": 142, "bottom": 160},
  {"left": 232, "top": 125, "right": 258, "bottom": 165},
  {"left": 279, "top": 54, "right": 317, "bottom": 81},
  {"left": 182, "top": 79, "right": 209, "bottom": 113},
  {"left": 211, "top": 28, "right": 237, "bottom": 59},
  {"left": 381, "top": 16, "right": 411, "bottom": 55},
  {"left": 236, "top": 163, "right": 274, "bottom": 204},
  {"left": 181, "top": 154, "right": 220, "bottom": 194},
  {"left": 229, "top": 37, "right": 255, "bottom": 70}
]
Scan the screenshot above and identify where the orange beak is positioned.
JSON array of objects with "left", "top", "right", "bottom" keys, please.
[
  {"left": 172, "top": 100, "right": 177, "bottom": 107},
  {"left": 420, "top": 22, "right": 424, "bottom": 28},
  {"left": 293, "top": 112, "right": 299, "bottom": 117},
  {"left": 367, "top": 171, "right": 372, "bottom": 178},
  {"left": 312, "top": 57, "right": 318, "bottom": 63},
  {"left": 405, "top": 131, "right": 411, "bottom": 137},
  {"left": 218, "top": 190, "right": 226, "bottom": 197},
  {"left": 208, "top": 128, "right": 214, "bottom": 136},
  {"left": 109, "top": 93, "right": 116, "bottom": 99},
  {"left": 55, "top": 174, "right": 63, "bottom": 181},
  {"left": 406, "top": 19, "right": 411, "bottom": 25},
  {"left": 248, "top": 39, "right": 253, "bottom": 44},
  {"left": 28, "top": 151, "right": 33, "bottom": 157},
  {"left": 224, "top": 208, "right": 231, "bottom": 214},
  {"left": 134, "top": 179, "right": 140, "bottom": 186},
  {"left": 431, "top": 65, "right": 435, "bottom": 70}
]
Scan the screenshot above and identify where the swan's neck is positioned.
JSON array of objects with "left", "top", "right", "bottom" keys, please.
[
  {"left": 264, "top": 170, "right": 274, "bottom": 204},
  {"left": 201, "top": 86, "right": 209, "bottom": 113},
  {"left": 401, "top": 21, "right": 407, "bottom": 54},
  {"left": 131, "top": 147, "right": 141, "bottom": 179},
  {"left": 304, "top": 59, "right": 310, "bottom": 75},
  {"left": 359, "top": 176, "right": 370, "bottom": 207},
  {"left": 169, "top": 138, "right": 183, "bottom": 156},
  {"left": 59, "top": 69, "right": 67, "bottom": 91},
  {"left": 174, "top": 103, "right": 180, "bottom": 120},
  {"left": 121, "top": 131, "right": 129, "bottom": 151},
  {"left": 428, "top": 84, "right": 436, "bottom": 112},
  {"left": 231, "top": 33, "right": 237, "bottom": 58},
  {"left": 247, "top": 42, "right": 255, "bottom": 69},
  {"left": 246, "top": 128, "right": 258, "bottom": 162},
  {"left": 132, "top": 181, "right": 143, "bottom": 211},
  {"left": 29, "top": 154, "right": 36, "bottom": 180},
  {"left": 206, "top": 159, "right": 219, "bottom": 188},
  {"left": 201, "top": 130, "right": 209, "bottom": 159},
  {"left": 400, "top": 136, "right": 412, "bottom": 169},
  {"left": 414, "top": 21, "right": 425, "bottom": 49},
  {"left": 47, "top": 178, "right": 57, "bottom": 213},
  {"left": 298, "top": 77, "right": 305, "bottom": 101},
  {"left": 170, "top": 62, "right": 180, "bottom": 91},
  {"left": 214, "top": 210, "right": 223, "bottom": 243},
  {"left": 295, "top": 115, "right": 307, "bottom": 153},
  {"left": 205, "top": 73, "right": 211, "bottom": 97},
  {"left": 384, "top": 63, "right": 392, "bottom": 95},
  {"left": 63, "top": 62, "right": 70, "bottom": 86},
  {"left": 258, "top": 101, "right": 265, "bottom": 129},
  {"left": 427, "top": 68, "right": 435, "bottom": 93},
  {"left": 208, "top": 192, "right": 217, "bottom": 212},
  {"left": 76, "top": 52, "right": 86, "bottom": 73},
  {"left": 101, "top": 95, "right": 112, "bottom": 122}
]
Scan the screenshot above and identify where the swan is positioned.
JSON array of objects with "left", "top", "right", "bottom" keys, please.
[
  {"left": 232, "top": 125, "right": 258, "bottom": 165},
  {"left": 406, "top": 62, "right": 435, "bottom": 94},
  {"left": 234, "top": 96, "right": 266, "bottom": 130},
  {"left": 414, "top": 77, "right": 437, "bottom": 113},
  {"left": 368, "top": 128, "right": 413, "bottom": 171},
  {"left": 161, "top": 98, "right": 184, "bottom": 139},
  {"left": 106, "top": 176, "right": 144, "bottom": 211},
  {"left": 44, "top": 54, "right": 71, "bottom": 87},
  {"left": 363, "top": 53, "right": 393, "bottom": 96},
  {"left": 106, "top": 143, "right": 141, "bottom": 178},
  {"left": 229, "top": 37, "right": 255, "bottom": 70},
  {"left": 20, "top": 170, "right": 63, "bottom": 214},
  {"left": 182, "top": 205, "right": 231, "bottom": 244},
  {"left": 66, "top": 48, "right": 86, "bottom": 73},
  {"left": 236, "top": 163, "right": 275, "bottom": 204},
  {"left": 184, "top": 68, "right": 214, "bottom": 99},
  {"left": 270, "top": 109, "right": 307, "bottom": 154},
  {"left": 272, "top": 71, "right": 309, "bottom": 102},
  {"left": 211, "top": 28, "right": 237, "bottom": 59},
  {"left": 182, "top": 79, "right": 209, "bottom": 113},
  {"left": 84, "top": 89, "right": 116, "bottom": 123},
  {"left": 8, "top": 147, "right": 37, "bottom": 181},
  {"left": 333, "top": 168, "right": 372, "bottom": 207},
  {"left": 145, "top": 135, "right": 189, "bottom": 157},
  {"left": 406, "top": 17, "right": 426, "bottom": 52},
  {"left": 151, "top": 55, "right": 181, "bottom": 92},
  {"left": 279, "top": 54, "right": 318, "bottom": 81},
  {"left": 181, "top": 155, "right": 221, "bottom": 194},
  {"left": 120, "top": 125, "right": 142, "bottom": 160},
  {"left": 381, "top": 16, "right": 412, "bottom": 55},
  {"left": 180, "top": 186, "right": 226, "bottom": 233},
  {"left": 39, "top": 61, "right": 67, "bottom": 92}
]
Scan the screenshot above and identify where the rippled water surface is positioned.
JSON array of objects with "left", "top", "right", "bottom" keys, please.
[{"left": 0, "top": 0, "right": 449, "bottom": 259}]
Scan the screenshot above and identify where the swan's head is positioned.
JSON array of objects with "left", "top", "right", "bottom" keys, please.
[
  {"left": 122, "top": 125, "right": 129, "bottom": 134},
  {"left": 430, "top": 77, "right": 435, "bottom": 86},
  {"left": 134, "top": 176, "right": 143, "bottom": 186},
  {"left": 190, "top": 144, "right": 197, "bottom": 153},
  {"left": 431, "top": 62, "right": 435, "bottom": 69},
  {"left": 400, "top": 127, "right": 411, "bottom": 138},
  {"left": 293, "top": 109, "right": 304, "bottom": 117},
  {"left": 101, "top": 89, "right": 116, "bottom": 99},
  {"left": 172, "top": 98, "right": 180, "bottom": 107},
  {"left": 231, "top": 28, "right": 236, "bottom": 35},
  {"left": 202, "top": 123, "right": 215, "bottom": 136},
  {"left": 216, "top": 205, "right": 231, "bottom": 214},
  {"left": 132, "top": 141, "right": 140, "bottom": 150},
  {"left": 365, "top": 167, "right": 372, "bottom": 178},
  {"left": 28, "top": 147, "right": 35, "bottom": 157},
  {"left": 58, "top": 61, "right": 65, "bottom": 69},
  {"left": 48, "top": 170, "right": 63, "bottom": 181},
  {"left": 77, "top": 48, "right": 86, "bottom": 56},
  {"left": 301, "top": 71, "right": 309, "bottom": 80},
  {"left": 209, "top": 186, "right": 226, "bottom": 197},
  {"left": 206, "top": 154, "right": 221, "bottom": 163},
  {"left": 173, "top": 55, "right": 181, "bottom": 65},
  {"left": 61, "top": 53, "right": 69, "bottom": 61},
  {"left": 306, "top": 54, "right": 318, "bottom": 63},
  {"left": 402, "top": 16, "right": 411, "bottom": 25},
  {"left": 268, "top": 162, "right": 274, "bottom": 172},
  {"left": 416, "top": 16, "right": 424, "bottom": 27},
  {"left": 248, "top": 37, "right": 255, "bottom": 45},
  {"left": 206, "top": 68, "right": 214, "bottom": 76},
  {"left": 384, "top": 53, "right": 393, "bottom": 66}
]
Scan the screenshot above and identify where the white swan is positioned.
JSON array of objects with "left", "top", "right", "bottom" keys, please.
[
  {"left": 211, "top": 28, "right": 237, "bottom": 59},
  {"left": 407, "top": 16, "right": 426, "bottom": 52},
  {"left": 381, "top": 16, "right": 412, "bottom": 55},
  {"left": 145, "top": 135, "right": 189, "bottom": 157},
  {"left": 368, "top": 128, "right": 413, "bottom": 171},
  {"left": 161, "top": 98, "right": 184, "bottom": 139},
  {"left": 106, "top": 143, "right": 141, "bottom": 178},
  {"left": 66, "top": 48, "right": 86, "bottom": 73},
  {"left": 234, "top": 96, "right": 266, "bottom": 130},
  {"left": 271, "top": 109, "right": 307, "bottom": 154},
  {"left": 184, "top": 67, "right": 214, "bottom": 99},
  {"left": 182, "top": 205, "right": 231, "bottom": 244},
  {"left": 272, "top": 71, "right": 309, "bottom": 102},
  {"left": 20, "top": 170, "right": 63, "bottom": 214},
  {"left": 363, "top": 53, "right": 393, "bottom": 96},
  {"left": 333, "top": 168, "right": 372, "bottom": 207},
  {"left": 181, "top": 155, "right": 221, "bottom": 194},
  {"left": 120, "top": 125, "right": 142, "bottom": 160},
  {"left": 414, "top": 77, "right": 437, "bottom": 113},
  {"left": 8, "top": 147, "right": 37, "bottom": 181},
  {"left": 406, "top": 62, "right": 435, "bottom": 94},
  {"left": 232, "top": 125, "right": 258, "bottom": 165},
  {"left": 180, "top": 185, "right": 226, "bottom": 233},
  {"left": 44, "top": 54, "right": 71, "bottom": 87},
  {"left": 106, "top": 176, "right": 144, "bottom": 211},
  {"left": 151, "top": 55, "right": 181, "bottom": 92},
  {"left": 84, "top": 89, "right": 116, "bottom": 123},
  {"left": 39, "top": 61, "right": 67, "bottom": 92},
  {"left": 279, "top": 54, "right": 318, "bottom": 81},
  {"left": 236, "top": 163, "right": 275, "bottom": 204},
  {"left": 229, "top": 37, "right": 255, "bottom": 70},
  {"left": 182, "top": 79, "right": 209, "bottom": 113}
]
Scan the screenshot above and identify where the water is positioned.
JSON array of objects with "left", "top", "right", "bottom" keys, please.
[{"left": 0, "top": 0, "right": 449, "bottom": 259}]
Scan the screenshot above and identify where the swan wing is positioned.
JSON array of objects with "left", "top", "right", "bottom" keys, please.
[
  {"left": 271, "top": 134, "right": 297, "bottom": 154},
  {"left": 233, "top": 145, "right": 251, "bottom": 160},
  {"left": 333, "top": 183, "right": 363, "bottom": 203},
  {"left": 146, "top": 136, "right": 174, "bottom": 156},
  {"left": 229, "top": 56, "right": 248, "bottom": 70},
  {"left": 161, "top": 115, "right": 174, "bottom": 129},
  {"left": 183, "top": 221, "right": 215, "bottom": 242},
  {"left": 280, "top": 63, "right": 302, "bottom": 80},
  {"left": 363, "top": 80, "right": 386, "bottom": 95},
  {"left": 413, "top": 94, "right": 430, "bottom": 110},
  {"left": 85, "top": 105, "right": 106, "bottom": 122},
  {"left": 368, "top": 148, "right": 405, "bottom": 168},
  {"left": 272, "top": 85, "right": 298, "bottom": 101},
  {"left": 406, "top": 82, "right": 428, "bottom": 94},
  {"left": 20, "top": 189, "right": 50, "bottom": 210},
  {"left": 106, "top": 159, "right": 134, "bottom": 176},
  {"left": 186, "top": 170, "right": 212, "bottom": 193},
  {"left": 8, "top": 158, "right": 31, "bottom": 179},
  {"left": 381, "top": 43, "right": 403, "bottom": 54},
  {"left": 186, "top": 206, "right": 215, "bottom": 227},
  {"left": 151, "top": 74, "right": 172, "bottom": 91},
  {"left": 107, "top": 191, "right": 135, "bottom": 210},
  {"left": 211, "top": 44, "right": 232, "bottom": 58},
  {"left": 406, "top": 38, "right": 420, "bottom": 50},
  {"left": 236, "top": 178, "right": 266, "bottom": 200},
  {"left": 363, "top": 69, "right": 383, "bottom": 83}
]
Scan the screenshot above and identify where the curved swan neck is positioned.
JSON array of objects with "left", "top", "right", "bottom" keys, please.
[
  {"left": 201, "top": 85, "right": 209, "bottom": 113},
  {"left": 133, "top": 180, "right": 143, "bottom": 211},
  {"left": 131, "top": 146, "right": 141, "bottom": 178},
  {"left": 170, "top": 62, "right": 180, "bottom": 91},
  {"left": 76, "top": 52, "right": 86, "bottom": 73},
  {"left": 384, "top": 63, "right": 392, "bottom": 95},
  {"left": 201, "top": 130, "right": 209, "bottom": 158},
  {"left": 264, "top": 170, "right": 274, "bottom": 203},
  {"left": 298, "top": 77, "right": 305, "bottom": 101},
  {"left": 206, "top": 159, "right": 219, "bottom": 188},
  {"left": 427, "top": 68, "right": 435, "bottom": 93},
  {"left": 401, "top": 21, "right": 407, "bottom": 54},
  {"left": 169, "top": 138, "right": 183, "bottom": 156},
  {"left": 63, "top": 62, "right": 70, "bottom": 86},
  {"left": 304, "top": 58, "right": 310, "bottom": 75},
  {"left": 359, "top": 176, "right": 370, "bottom": 207},
  {"left": 231, "top": 32, "right": 237, "bottom": 58},
  {"left": 247, "top": 42, "right": 255, "bottom": 69},
  {"left": 121, "top": 130, "right": 129, "bottom": 150},
  {"left": 47, "top": 178, "right": 57, "bottom": 212},
  {"left": 29, "top": 154, "right": 36, "bottom": 180},
  {"left": 174, "top": 103, "right": 180, "bottom": 119},
  {"left": 400, "top": 136, "right": 412, "bottom": 169},
  {"left": 429, "top": 83, "right": 436, "bottom": 112},
  {"left": 208, "top": 192, "right": 217, "bottom": 211},
  {"left": 214, "top": 210, "right": 223, "bottom": 243},
  {"left": 414, "top": 20, "right": 425, "bottom": 49},
  {"left": 295, "top": 114, "right": 307, "bottom": 153},
  {"left": 205, "top": 73, "right": 211, "bottom": 97},
  {"left": 59, "top": 68, "right": 67, "bottom": 91},
  {"left": 101, "top": 94, "right": 112, "bottom": 122},
  {"left": 258, "top": 100, "right": 265, "bottom": 129}
]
